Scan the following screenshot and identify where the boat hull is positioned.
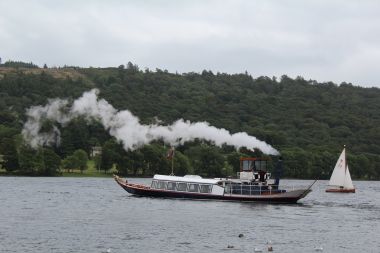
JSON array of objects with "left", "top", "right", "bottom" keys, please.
[
  {"left": 114, "top": 177, "right": 311, "bottom": 204},
  {"left": 326, "top": 188, "right": 355, "bottom": 193}
]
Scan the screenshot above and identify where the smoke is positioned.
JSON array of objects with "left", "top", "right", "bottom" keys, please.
[{"left": 22, "top": 89, "right": 279, "bottom": 155}]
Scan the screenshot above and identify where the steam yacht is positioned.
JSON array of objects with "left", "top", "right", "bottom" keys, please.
[{"left": 114, "top": 157, "right": 314, "bottom": 203}]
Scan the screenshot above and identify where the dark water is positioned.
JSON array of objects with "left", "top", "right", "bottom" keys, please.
[{"left": 0, "top": 177, "right": 379, "bottom": 253}]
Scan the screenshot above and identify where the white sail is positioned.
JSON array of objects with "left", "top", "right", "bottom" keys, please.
[
  {"left": 328, "top": 148, "right": 346, "bottom": 187},
  {"left": 343, "top": 165, "right": 354, "bottom": 189}
]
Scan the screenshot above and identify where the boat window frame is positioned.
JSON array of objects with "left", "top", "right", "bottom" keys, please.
[
  {"left": 176, "top": 182, "right": 187, "bottom": 192},
  {"left": 187, "top": 183, "right": 200, "bottom": 193},
  {"left": 242, "top": 160, "right": 253, "bottom": 171},
  {"left": 199, "top": 184, "right": 212, "bottom": 193},
  {"left": 151, "top": 180, "right": 158, "bottom": 189},
  {"left": 156, "top": 180, "right": 167, "bottom": 190},
  {"left": 166, "top": 181, "right": 176, "bottom": 191}
]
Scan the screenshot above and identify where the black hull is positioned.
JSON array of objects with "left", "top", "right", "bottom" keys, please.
[{"left": 115, "top": 177, "right": 311, "bottom": 204}]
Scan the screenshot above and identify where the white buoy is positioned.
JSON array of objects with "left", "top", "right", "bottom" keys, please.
[
  {"left": 314, "top": 246, "right": 323, "bottom": 251},
  {"left": 267, "top": 240, "right": 273, "bottom": 251},
  {"left": 254, "top": 248, "right": 263, "bottom": 253}
]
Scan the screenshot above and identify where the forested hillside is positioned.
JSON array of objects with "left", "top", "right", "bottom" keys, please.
[{"left": 0, "top": 62, "right": 379, "bottom": 179}]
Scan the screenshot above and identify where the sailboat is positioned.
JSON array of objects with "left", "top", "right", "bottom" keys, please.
[{"left": 326, "top": 146, "right": 355, "bottom": 193}]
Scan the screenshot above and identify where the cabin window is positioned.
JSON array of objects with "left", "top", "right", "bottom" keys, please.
[
  {"left": 242, "top": 160, "right": 253, "bottom": 171},
  {"left": 199, "top": 184, "right": 212, "bottom": 193},
  {"left": 157, "top": 181, "right": 167, "bottom": 190},
  {"left": 177, "top": 182, "right": 187, "bottom": 191},
  {"left": 254, "top": 160, "right": 267, "bottom": 171},
  {"left": 151, "top": 180, "right": 158, "bottom": 189},
  {"left": 224, "top": 183, "right": 231, "bottom": 194},
  {"left": 188, "top": 183, "right": 199, "bottom": 192},
  {"left": 167, "top": 181, "right": 176, "bottom": 190}
]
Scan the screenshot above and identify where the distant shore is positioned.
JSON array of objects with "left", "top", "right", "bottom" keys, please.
[{"left": 0, "top": 171, "right": 377, "bottom": 181}]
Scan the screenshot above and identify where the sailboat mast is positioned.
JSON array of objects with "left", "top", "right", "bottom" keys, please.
[{"left": 343, "top": 145, "right": 347, "bottom": 173}]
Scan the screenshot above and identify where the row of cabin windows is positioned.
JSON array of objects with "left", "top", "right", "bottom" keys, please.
[{"left": 151, "top": 180, "right": 212, "bottom": 193}]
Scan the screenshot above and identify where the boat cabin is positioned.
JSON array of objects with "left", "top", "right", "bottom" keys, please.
[
  {"left": 239, "top": 157, "right": 271, "bottom": 182},
  {"left": 150, "top": 175, "right": 224, "bottom": 195}
]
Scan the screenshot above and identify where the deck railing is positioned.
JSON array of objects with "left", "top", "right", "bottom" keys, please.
[{"left": 223, "top": 183, "right": 302, "bottom": 196}]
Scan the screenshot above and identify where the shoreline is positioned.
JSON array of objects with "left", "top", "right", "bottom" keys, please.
[{"left": 0, "top": 173, "right": 378, "bottom": 181}]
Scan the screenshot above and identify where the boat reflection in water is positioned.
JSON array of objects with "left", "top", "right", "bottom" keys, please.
[{"left": 115, "top": 157, "right": 315, "bottom": 204}]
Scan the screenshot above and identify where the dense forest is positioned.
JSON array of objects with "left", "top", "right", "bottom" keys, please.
[{"left": 0, "top": 61, "right": 379, "bottom": 179}]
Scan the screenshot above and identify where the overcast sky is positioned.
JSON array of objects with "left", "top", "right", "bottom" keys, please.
[{"left": 1, "top": 0, "right": 380, "bottom": 87}]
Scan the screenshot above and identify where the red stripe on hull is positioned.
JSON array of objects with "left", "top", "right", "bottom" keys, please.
[{"left": 326, "top": 188, "right": 355, "bottom": 193}]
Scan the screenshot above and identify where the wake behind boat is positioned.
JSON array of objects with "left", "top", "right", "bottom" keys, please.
[
  {"left": 326, "top": 146, "right": 355, "bottom": 193},
  {"left": 115, "top": 157, "right": 315, "bottom": 203}
]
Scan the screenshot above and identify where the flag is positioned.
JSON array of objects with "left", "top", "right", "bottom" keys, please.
[{"left": 166, "top": 147, "right": 175, "bottom": 160}]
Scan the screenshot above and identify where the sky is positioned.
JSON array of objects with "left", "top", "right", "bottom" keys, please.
[{"left": 1, "top": 0, "right": 380, "bottom": 87}]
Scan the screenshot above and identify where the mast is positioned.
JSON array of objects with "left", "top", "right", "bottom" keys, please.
[
  {"left": 343, "top": 145, "right": 346, "bottom": 174},
  {"left": 167, "top": 147, "right": 175, "bottom": 176},
  {"left": 171, "top": 152, "right": 174, "bottom": 176},
  {"left": 343, "top": 146, "right": 354, "bottom": 189}
]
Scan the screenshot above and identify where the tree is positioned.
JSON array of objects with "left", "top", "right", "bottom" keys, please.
[
  {"left": 60, "top": 118, "right": 90, "bottom": 156},
  {"left": 227, "top": 151, "right": 244, "bottom": 173},
  {"left": 1, "top": 64, "right": 380, "bottom": 179},
  {"left": 61, "top": 149, "right": 88, "bottom": 173},
  {"left": 127, "top": 149, "right": 144, "bottom": 176},
  {"left": 43, "top": 148, "right": 61, "bottom": 176},
  {"left": 62, "top": 155, "right": 79, "bottom": 173},
  {"left": 73, "top": 149, "right": 88, "bottom": 173},
  {"left": 0, "top": 137, "right": 19, "bottom": 171},
  {"left": 18, "top": 144, "right": 44, "bottom": 175},
  {"left": 185, "top": 145, "right": 224, "bottom": 177},
  {"left": 221, "top": 161, "right": 234, "bottom": 177},
  {"left": 172, "top": 150, "right": 193, "bottom": 176},
  {"left": 101, "top": 139, "right": 122, "bottom": 174},
  {"left": 140, "top": 144, "right": 174, "bottom": 176}
]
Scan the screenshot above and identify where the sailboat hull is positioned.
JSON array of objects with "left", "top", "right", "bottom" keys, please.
[{"left": 326, "top": 188, "right": 355, "bottom": 193}]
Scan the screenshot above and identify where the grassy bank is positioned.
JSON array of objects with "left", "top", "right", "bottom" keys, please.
[
  {"left": 0, "top": 160, "right": 118, "bottom": 177},
  {"left": 61, "top": 160, "right": 117, "bottom": 177}
]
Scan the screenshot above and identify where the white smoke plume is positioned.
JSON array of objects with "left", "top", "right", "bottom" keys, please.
[{"left": 22, "top": 89, "right": 279, "bottom": 155}]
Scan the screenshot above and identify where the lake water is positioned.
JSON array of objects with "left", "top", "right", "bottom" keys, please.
[{"left": 0, "top": 177, "right": 379, "bottom": 253}]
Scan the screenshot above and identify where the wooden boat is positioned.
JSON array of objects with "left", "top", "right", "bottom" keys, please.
[
  {"left": 115, "top": 157, "right": 315, "bottom": 203},
  {"left": 326, "top": 147, "right": 355, "bottom": 193}
]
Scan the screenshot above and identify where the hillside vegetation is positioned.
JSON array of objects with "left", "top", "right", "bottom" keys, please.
[{"left": 0, "top": 62, "right": 379, "bottom": 179}]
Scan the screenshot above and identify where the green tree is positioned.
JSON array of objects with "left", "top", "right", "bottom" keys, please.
[
  {"left": 185, "top": 145, "right": 224, "bottom": 177},
  {"left": 0, "top": 137, "right": 19, "bottom": 171},
  {"left": 43, "top": 148, "right": 61, "bottom": 176},
  {"left": 62, "top": 155, "right": 79, "bottom": 173},
  {"left": 172, "top": 150, "right": 193, "bottom": 176},
  {"left": 61, "top": 149, "right": 88, "bottom": 173},
  {"left": 101, "top": 139, "right": 122, "bottom": 174},
  {"left": 1, "top": 63, "right": 380, "bottom": 178},
  {"left": 73, "top": 149, "right": 88, "bottom": 173},
  {"left": 18, "top": 144, "right": 44, "bottom": 175}
]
